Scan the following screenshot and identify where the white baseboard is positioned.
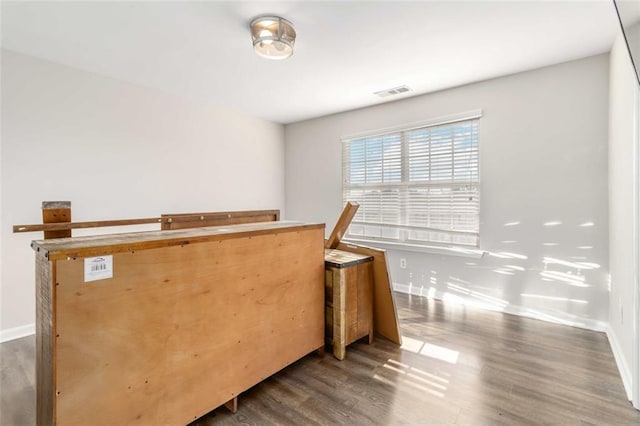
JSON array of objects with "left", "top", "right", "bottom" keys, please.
[
  {"left": 605, "top": 325, "right": 633, "bottom": 401},
  {"left": 392, "top": 283, "right": 608, "bottom": 333},
  {"left": 0, "top": 323, "right": 35, "bottom": 343}
]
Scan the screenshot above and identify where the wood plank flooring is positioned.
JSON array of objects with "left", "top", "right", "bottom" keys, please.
[{"left": 1, "top": 292, "right": 638, "bottom": 425}]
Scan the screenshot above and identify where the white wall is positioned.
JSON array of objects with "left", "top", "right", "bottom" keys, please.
[
  {"left": 286, "top": 54, "right": 610, "bottom": 329},
  {"left": 1, "top": 50, "right": 285, "bottom": 337},
  {"left": 608, "top": 29, "right": 640, "bottom": 401}
]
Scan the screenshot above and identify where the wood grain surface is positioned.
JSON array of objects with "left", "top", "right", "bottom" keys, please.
[
  {"left": 337, "top": 242, "right": 401, "bottom": 345},
  {"left": 14, "top": 209, "right": 278, "bottom": 234},
  {"left": 161, "top": 210, "right": 279, "bottom": 230},
  {"left": 325, "top": 202, "right": 359, "bottom": 249},
  {"left": 14, "top": 217, "right": 162, "bottom": 234},
  {"left": 35, "top": 254, "right": 55, "bottom": 426},
  {"left": 35, "top": 223, "right": 325, "bottom": 425},
  {"left": 32, "top": 221, "right": 322, "bottom": 261},
  {"left": 42, "top": 202, "right": 71, "bottom": 239}
]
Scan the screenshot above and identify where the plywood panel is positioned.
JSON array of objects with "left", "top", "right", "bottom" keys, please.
[
  {"left": 32, "top": 221, "right": 320, "bottom": 261},
  {"left": 47, "top": 226, "right": 324, "bottom": 425},
  {"left": 337, "top": 242, "right": 401, "bottom": 345}
]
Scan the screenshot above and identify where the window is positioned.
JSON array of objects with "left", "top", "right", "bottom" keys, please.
[{"left": 342, "top": 112, "right": 480, "bottom": 248}]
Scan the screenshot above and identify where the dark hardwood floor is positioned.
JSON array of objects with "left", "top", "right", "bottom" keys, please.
[{"left": 1, "top": 292, "right": 638, "bottom": 425}]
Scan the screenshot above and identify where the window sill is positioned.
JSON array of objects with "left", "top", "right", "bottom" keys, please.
[{"left": 341, "top": 237, "right": 486, "bottom": 259}]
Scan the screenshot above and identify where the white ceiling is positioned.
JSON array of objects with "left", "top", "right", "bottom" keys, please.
[{"left": 1, "top": 1, "right": 619, "bottom": 124}]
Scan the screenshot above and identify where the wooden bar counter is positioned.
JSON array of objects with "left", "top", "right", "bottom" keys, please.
[{"left": 31, "top": 221, "right": 325, "bottom": 426}]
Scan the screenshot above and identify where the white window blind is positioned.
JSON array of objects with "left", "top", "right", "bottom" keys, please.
[{"left": 342, "top": 115, "right": 480, "bottom": 248}]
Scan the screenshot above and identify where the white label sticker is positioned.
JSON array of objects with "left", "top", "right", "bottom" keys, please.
[{"left": 84, "top": 255, "right": 113, "bottom": 282}]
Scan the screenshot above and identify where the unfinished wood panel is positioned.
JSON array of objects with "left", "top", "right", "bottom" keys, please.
[
  {"left": 14, "top": 209, "right": 275, "bottom": 234},
  {"left": 32, "top": 221, "right": 318, "bottom": 261},
  {"left": 325, "top": 202, "right": 359, "bottom": 249},
  {"left": 324, "top": 249, "right": 374, "bottom": 360},
  {"left": 42, "top": 201, "right": 71, "bottom": 239},
  {"left": 325, "top": 270, "right": 334, "bottom": 343},
  {"left": 37, "top": 224, "right": 324, "bottom": 425},
  {"left": 337, "top": 243, "right": 401, "bottom": 345},
  {"left": 324, "top": 248, "right": 373, "bottom": 268},
  {"left": 332, "top": 268, "right": 347, "bottom": 361},
  {"left": 344, "top": 263, "right": 373, "bottom": 346},
  {"left": 223, "top": 398, "right": 237, "bottom": 414},
  {"left": 344, "top": 267, "right": 359, "bottom": 344},
  {"left": 357, "top": 262, "right": 374, "bottom": 344},
  {"left": 35, "top": 253, "right": 54, "bottom": 426},
  {"left": 14, "top": 217, "right": 162, "bottom": 234},
  {"left": 161, "top": 210, "right": 279, "bottom": 230}
]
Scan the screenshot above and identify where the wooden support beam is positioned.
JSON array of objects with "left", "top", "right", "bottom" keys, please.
[
  {"left": 14, "top": 217, "right": 163, "bottom": 233},
  {"left": 224, "top": 397, "right": 238, "bottom": 414},
  {"left": 325, "top": 202, "right": 359, "bottom": 249},
  {"left": 14, "top": 210, "right": 280, "bottom": 234},
  {"left": 42, "top": 201, "right": 71, "bottom": 240}
]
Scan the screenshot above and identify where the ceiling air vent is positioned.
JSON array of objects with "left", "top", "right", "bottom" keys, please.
[{"left": 374, "top": 85, "right": 412, "bottom": 98}]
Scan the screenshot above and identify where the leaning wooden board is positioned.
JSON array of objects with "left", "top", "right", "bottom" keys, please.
[
  {"left": 337, "top": 242, "right": 402, "bottom": 345},
  {"left": 32, "top": 221, "right": 325, "bottom": 425}
]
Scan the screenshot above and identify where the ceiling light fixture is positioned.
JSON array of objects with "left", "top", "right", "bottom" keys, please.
[{"left": 250, "top": 16, "right": 296, "bottom": 60}]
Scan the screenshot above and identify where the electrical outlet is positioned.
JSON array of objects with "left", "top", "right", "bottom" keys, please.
[{"left": 400, "top": 258, "right": 407, "bottom": 269}]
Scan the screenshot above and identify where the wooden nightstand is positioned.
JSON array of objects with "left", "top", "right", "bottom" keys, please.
[{"left": 324, "top": 249, "right": 374, "bottom": 360}]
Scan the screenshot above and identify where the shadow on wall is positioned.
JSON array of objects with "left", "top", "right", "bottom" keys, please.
[{"left": 390, "top": 219, "right": 606, "bottom": 329}]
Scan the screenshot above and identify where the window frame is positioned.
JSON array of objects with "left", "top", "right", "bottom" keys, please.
[{"left": 341, "top": 110, "right": 482, "bottom": 251}]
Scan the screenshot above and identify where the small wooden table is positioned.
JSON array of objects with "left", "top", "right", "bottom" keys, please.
[{"left": 324, "top": 249, "right": 374, "bottom": 360}]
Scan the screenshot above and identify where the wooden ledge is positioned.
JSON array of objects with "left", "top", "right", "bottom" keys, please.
[{"left": 32, "top": 221, "right": 325, "bottom": 261}]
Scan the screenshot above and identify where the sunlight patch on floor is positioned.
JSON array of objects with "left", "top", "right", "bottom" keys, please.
[
  {"left": 400, "top": 335, "right": 460, "bottom": 364},
  {"left": 386, "top": 359, "right": 451, "bottom": 383},
  {"left": 373, "top": 373, "right": 446, "bottom": 398},
  {"left": 374, "top": 353, "right": 453, "bottom": 398}
]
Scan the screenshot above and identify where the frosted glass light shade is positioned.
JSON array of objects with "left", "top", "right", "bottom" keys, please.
[{"left": 250, "top": 16, "right": 296, "bottom": 60}]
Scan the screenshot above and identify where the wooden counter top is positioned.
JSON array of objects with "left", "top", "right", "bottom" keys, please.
[
  {"left": 324, "top": 249, "right": 374, "bottom": 268},
  {"left": 31, "top": 220, "right": 324, "bottom": 261}
]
